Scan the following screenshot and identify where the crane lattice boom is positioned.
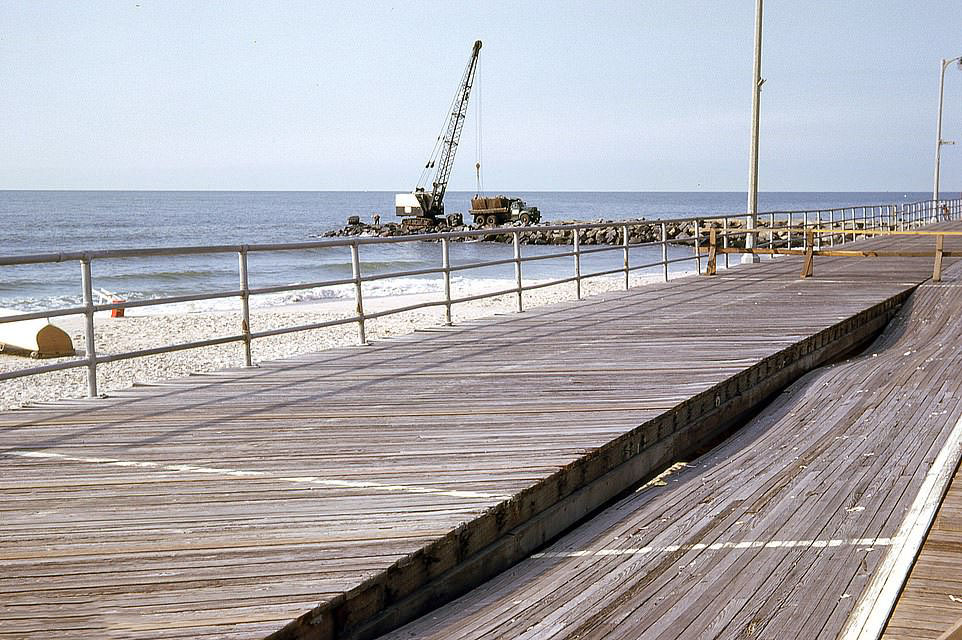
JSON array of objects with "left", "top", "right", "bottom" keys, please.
[{"left": 414, "top": 40, "right": 482, "bottom": 218}]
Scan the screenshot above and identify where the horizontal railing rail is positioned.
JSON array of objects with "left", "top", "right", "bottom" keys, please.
[{"left": 1, "top": 198, "right": 959, "bottom": 398}]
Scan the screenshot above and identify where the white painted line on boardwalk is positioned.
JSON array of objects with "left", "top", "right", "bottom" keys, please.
[
  {"left": 530, "top": 536, "right": 895, "bottom": 559},
  {"left": 840, "top": 411, "right": 962, "bottom": 640},
  {"left": 4, "top": 450, "right": 512, "bottom": 501}
]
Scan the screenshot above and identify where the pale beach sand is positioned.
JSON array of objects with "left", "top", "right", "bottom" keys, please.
[{"left": 0, "top": 274, "right": 690, "bottom": 411}]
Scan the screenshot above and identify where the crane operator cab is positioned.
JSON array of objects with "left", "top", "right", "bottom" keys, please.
[{"left": 395, "top": 192, "right": 425, "bottom": 217}]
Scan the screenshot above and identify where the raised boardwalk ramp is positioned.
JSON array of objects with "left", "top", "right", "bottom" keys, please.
[
  {"left": 1, "top": 227, "right": 959, "bottom": 639},
  {"left": 383, "top": 256, "right": 962, "bottom": 640}
]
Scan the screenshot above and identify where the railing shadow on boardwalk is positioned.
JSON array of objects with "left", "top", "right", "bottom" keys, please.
[{"left": 1, "top": 269, "right": 780, "bottom": 454}]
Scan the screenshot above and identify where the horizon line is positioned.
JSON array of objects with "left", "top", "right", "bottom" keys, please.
[{"left": 0, "top": 188, "right": 945, "bottom": 194}]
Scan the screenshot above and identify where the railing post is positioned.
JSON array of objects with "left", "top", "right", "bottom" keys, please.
[
  {"left": 573, "top": 228, "right": 582, "bottom": 300},
  {"left": 803, "top": 211, "right": 809, "bottom": 248},
  {"left": 815, "top": 211, "right": 821, "bottom": 250},
  {"left": 238, "top": 247, "right": 253, "bottom": 367},
  {"left": 350, "top": 241, "right": 367, "bottom": 345},
  {"left": 723, "top": 216, "right": 730, "bottom": 268},
  {"left": 661, "top": 221, "right": 669, "bottom": 282},
  {"left": 694, "top": 219, "right": 702, "bottom": 275},
  {"left": 829, "top": 210, "right": 835, "bottom": 247},
  {"left": 80, "top": 256, "right": 98, "bottom": 398},
  {"left": 745, "top": 212, "right": 756, "bottom": 260},
  {"left": 512, "top": 232, "right": 523, "bottom": 313},
  {"left": 769, "top": 212, "right": 775, "bottom": 249},
  {"left": 442, "top": 237, "right": 453, "bottom": 324},
  {"left": 621, "top": 224, "right": 630, "bottom": 290}
]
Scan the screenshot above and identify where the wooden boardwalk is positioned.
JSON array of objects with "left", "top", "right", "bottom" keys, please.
[{"left": 0, "top": 227, "right": 959, "bottom": 639}]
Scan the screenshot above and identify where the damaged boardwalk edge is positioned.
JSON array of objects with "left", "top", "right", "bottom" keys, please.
[
  {"left": 268, "top": 292, "right": 912, "bottom": 640},
  {"left": 845, "top": 410, "right": 962, "bottom": 640}
]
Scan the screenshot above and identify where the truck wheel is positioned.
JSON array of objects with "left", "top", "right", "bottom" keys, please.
[
  {"left": 474, "top": 214, "right": 485, "bottom": 226},
  {"left": 519, "top": 213, "right": 531, "bottom": 225},
  {"left": 486, "top": 214, "right": 498, "bottom": 226}
]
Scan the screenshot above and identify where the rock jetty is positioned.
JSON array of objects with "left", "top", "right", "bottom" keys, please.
[
  {"left": 319, "top": 216, "right": 877, "bottom": 248},
  {"left": 322, "top": 217, "right": 753, "bottom": 247}
]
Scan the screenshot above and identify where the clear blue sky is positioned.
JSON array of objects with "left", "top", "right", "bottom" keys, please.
[{"left": 1, "top": 1, "right": 961, "bottom": 191}]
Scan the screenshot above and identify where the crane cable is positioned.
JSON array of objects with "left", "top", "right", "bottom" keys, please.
[{"left": 475, "top": 55, "right": 483, "bottom": 195}]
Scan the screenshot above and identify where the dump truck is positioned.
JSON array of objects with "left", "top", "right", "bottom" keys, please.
[{"left": 470, "top": 196, "right": 542, "bottom": 226}]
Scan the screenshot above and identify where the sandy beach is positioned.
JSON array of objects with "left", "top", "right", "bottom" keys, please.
[{"left": 0, "top": 274, "right": 686, "bottom": 411}]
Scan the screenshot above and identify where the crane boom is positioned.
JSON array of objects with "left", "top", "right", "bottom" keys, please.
[{"left": 414, "top": 40, "right": 482, "bottom": 218}]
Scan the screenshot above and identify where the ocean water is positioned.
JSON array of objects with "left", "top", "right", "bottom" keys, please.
[{"left": 0, "top": 191, "right": 930, "bottom": 313}]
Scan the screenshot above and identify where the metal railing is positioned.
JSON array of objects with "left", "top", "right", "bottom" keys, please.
[{"left": 1, "top": 198, "right": 958, "bottom": 398}]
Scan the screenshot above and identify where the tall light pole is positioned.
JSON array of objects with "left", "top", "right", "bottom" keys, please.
[
  {"left": 743, "top": 0, "right": 765, "bottom": 264},
  {"left": 934, "top": 56, "right": 962, "bottom": 202}
]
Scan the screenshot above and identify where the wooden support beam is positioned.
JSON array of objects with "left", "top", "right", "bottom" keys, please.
[
  {"left": 800, "top": 230, "right": 815, "bottom": 278},
  {"left": 706, "top": 228, "right": 717, "bottom": 276},
  {"left": 698, "top": 247, "right": 962, "bottom": 259},
  {"left": 934, "top": 234, "right": 945, "bottom": 282}
]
